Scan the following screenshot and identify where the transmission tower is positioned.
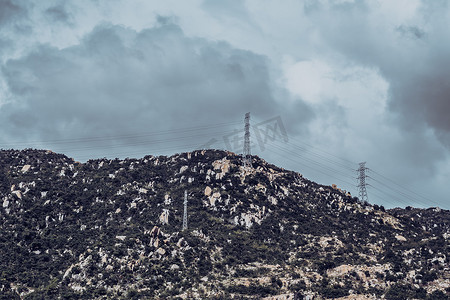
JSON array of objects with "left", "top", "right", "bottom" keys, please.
[
  {"left": 182, "top": 190, "right": 188, "bottom": 231},
  {"left": 243, "top": 112, "right": 252, "bottom": 168},
  {"left": 357, "top": 162, "right": 369, "bottom": 202}
]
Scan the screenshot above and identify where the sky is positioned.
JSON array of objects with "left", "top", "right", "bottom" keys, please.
[{"left": 0, "top": 0, "right": 449, "bottom": 209}]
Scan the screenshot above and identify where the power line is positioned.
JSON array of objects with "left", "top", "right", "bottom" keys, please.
[
  {"left": 285, "top": 135, "right": 359, "bottom": 171},
  {"left": 2, "top": 123, "right": 244, "bottom": 161},
  {"left": 74, "top": 142, "right": 204, "bottom": 161},
  {"left": 278, "top": 138, "right": 357, "bottom": 173},
  {"left": 368, "top": 184, "right": 416, "bottom": 208},
  {"left": 368, "top": 173, "right": 442, "bottom": 209},
  {"left": 248, "top": 117, "right": 359, "bottom": 178},
  {"left": 368, "top": 186, "right": 410, "bottom": 208},
  {"left": 249, "top": 117, "right": 357, "bottom": 168},
  {"left": 249, "top": 116, "right": 446, "bottom": 209},
  {"left": 50, "top": 129, "right": 236, "bottom": 152},
  {"left": 0, "top": 120, "right": 242, "bottom": 148},
  {"left": 2, "top": 115, "right": 445, "bottom": 209},
  {"left": 268, "top": 143, "right": 357, "bottom": 182},
  {"left": 265, "top": 143, "right": 357, "bottom": 189},
  {"left": 369, "top": 169, "right": 442, "bottom": 208}
]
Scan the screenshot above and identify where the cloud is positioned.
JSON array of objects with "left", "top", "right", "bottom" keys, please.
[
  {"left": 202, "top": 0, "right": 250, "bottom": 21},
  {"left": 0, "top": 0, "right": 26, "bottom": 26},
  {"left": 396, "top": 25, "right": 426, "bottom": 40},
  {"left": 302, "top": 0, "right": 450, "bottom": 163},
  {"left": 0, "top": 20, "right": 313, "bottom": 157},
  {"left": 45, "top": 4, "right": 72, "bottom": 24}
]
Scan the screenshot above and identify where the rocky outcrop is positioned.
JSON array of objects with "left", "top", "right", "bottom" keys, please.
[{"left": 0, "top": 149, "right": 448, "bottom": 300}]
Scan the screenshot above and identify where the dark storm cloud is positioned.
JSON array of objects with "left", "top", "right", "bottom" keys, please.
[
  {"left": 305, "top": 0, "right": 450, "bottom": 166},
  {"left": 45, "top": 4, "right": 72, "bottom": 24},
  {"left": 0, "top": 0, "right": 26, "bottom": 26},
  {"left": 396, "top": 25, "right": 426, "bottom": 40},
  {"left": 0, "top": 0, "right": 33, "bottom": 46},
  {"left": 0, "top": 20, "right": 313, "bottom": 154}
]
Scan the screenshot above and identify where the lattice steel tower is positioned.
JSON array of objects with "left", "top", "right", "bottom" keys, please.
[
  {"left": 357, "top": 162, "right": 369, "bottom": 202},
  {"left": 182, "top": 190, "right": 188, "bottom": 231},
  {"left": 243, "top": 112, "right": 252, "bottom": 168}
]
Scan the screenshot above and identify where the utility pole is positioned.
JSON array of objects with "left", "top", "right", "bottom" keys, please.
[
  {"left": 182, "top": 190, "right": 188, "bottom": 231},
  {"left": 357, "top": 162, "right": 369, "bottom": 202},
  {"left": 243, "top": 112, "right": 252, "bottom": 168}
]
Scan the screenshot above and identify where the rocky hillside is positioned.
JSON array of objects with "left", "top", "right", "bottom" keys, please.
[{"left": 0, "top": 149, "right": 449, "bottom": 299}]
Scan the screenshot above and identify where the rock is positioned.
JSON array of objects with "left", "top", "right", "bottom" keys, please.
[
  {"left": 208, "top": 191, "right": 221, "bottom": 207},
  {"left": 256, "top": 183, "right": 267, "bottom": 193},
  {"left": 212, "top": 158, "right": 230, "bottom": 180},
  {"left": 212, "top": 158, "right": 230, "bottom": 172},
  {"left": 12, "top": 190, "right": 22, "bottom": 200},
  {"left": 395, "top": 235, "right": 407, "bottom": 242},
  {"left": 269, "top": 196, "right": 278, "bottom": 205},
  {"left": 204, "top": 186, "right": 212, "bottom": 196},
  {"left": 328, "top": 264, "right": 354, "bottom": 277},
  {"left": 21, "top": 165, "right": 31, "bottom": 173},
  {"left": 150, "top": 226, "right": 160, "bottom": 237},
  {"left": 156, "top": 248, "right": 166, "bottom": 255},
  {"left": 63, "top": 265, "right": 74, "bottom": 279},
  {"left": 242, "top": 214, "right": 253, "bottom": 228},
  {"left": 159, "top": 209, "right": 169, "bottom": 225},
  {"left": 262, "top": 294, "right": 295, "bottom": 300},
  {"left": 176, "top": 238, "right": 184, "bottom": 247},
  {"left": 164, "top": 194, "right": 171, "bottom": 205}
]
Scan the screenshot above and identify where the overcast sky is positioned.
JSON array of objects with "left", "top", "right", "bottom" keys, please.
[{"left": 0, "top": 0, "right": 449, "bottom": 209}]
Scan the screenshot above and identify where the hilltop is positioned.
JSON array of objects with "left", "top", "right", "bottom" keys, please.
[{"left": 0, "top": 149, "right": 449, "bottom": 299}]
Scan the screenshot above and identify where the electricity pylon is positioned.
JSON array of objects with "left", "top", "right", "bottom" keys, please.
[
  {"left": 357, "top": 162, "right": 369, "bottom": 202},
  {"left": 182, "top": 190, "right": 188, "bottom": 231},
  {"left": 243, "top": 112, "right": 252, "bottom": 168}
]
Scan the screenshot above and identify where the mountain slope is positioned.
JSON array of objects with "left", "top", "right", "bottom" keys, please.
[{"left": 0, "top": 149, "right": 449, "bottom": 299}]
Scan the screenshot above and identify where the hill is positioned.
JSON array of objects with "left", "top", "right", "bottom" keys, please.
[{"left": 0, "top": 149, "right": 449, "bottom": 299}]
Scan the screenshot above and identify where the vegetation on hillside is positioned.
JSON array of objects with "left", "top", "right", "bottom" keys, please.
[{"left": 0, "top": 149, "right": 449, "bottom": 299}]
